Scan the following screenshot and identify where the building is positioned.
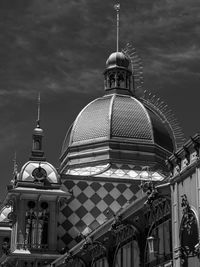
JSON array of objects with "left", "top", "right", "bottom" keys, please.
[{"left": 0, "top": 5, "right": 200, "bottom": 267}]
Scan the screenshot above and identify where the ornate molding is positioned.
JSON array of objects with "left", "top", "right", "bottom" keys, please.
[
  {"left": 181, "top": 194, "right": 195, "bottom": 235},
  {"left": 110, "top": 215, "right": 137, "bottom": 246}
]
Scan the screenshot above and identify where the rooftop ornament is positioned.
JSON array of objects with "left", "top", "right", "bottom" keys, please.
[
  {"left": 180, "top": 194, "right": 200, "bottom": 261},
  {"left": 139, "top": 168, "right": 159, "bottom": 206}
]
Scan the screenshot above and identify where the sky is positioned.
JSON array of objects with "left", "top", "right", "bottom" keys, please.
[{"left": 0, "top": 0, "right": 200, "bottom": 199}]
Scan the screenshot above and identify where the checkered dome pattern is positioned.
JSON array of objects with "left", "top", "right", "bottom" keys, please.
[
  {"left": 0, "top": 206, "right": 11, "bottom": 222},
  {"left": 57, "top": 179, "right": 140, "bottom": 250},
  {"left": 19, "top": 161, "right": 59, "bottom": 183}
]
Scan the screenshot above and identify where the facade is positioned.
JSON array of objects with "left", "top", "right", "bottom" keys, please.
[{"left": 0, "top": 11, "right": 200, "bottom": 267}]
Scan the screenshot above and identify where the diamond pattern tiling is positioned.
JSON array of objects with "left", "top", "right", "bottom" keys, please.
[
  {"left": 110, "top": 200, "right": 122, "bottom": 213},
  {"left": 77, "top": 192, "right": 88, "bottom": 204},
  {"left": 116, "top": 183, "right": 128, "bottom": 193},
  {"left": 76, "top": 206, "right": 88, "bottom": 218},
  {"left": 77, "top": 181, "right": 88, "bottom": 190},
  {"left": 109, "top": 187, "right": 121, "bottom": 199},
  {"left": 83, "top": 186, "right": 95, "bottom": 198},
  {"left": 68, "top": 226, "right": 79, "bottom": 239},
  {"left": 129, "top": 182, "right": 141, "bottom": 194},
  {"left": 68, "top": 213, "right": 80, "bottom": 225},
  {"left": 96, "top": 213, "right": 107, "bottom": 224},
  {"left": 96, "top": 200, "right": 108, "bottom": 212},
  {"left": 73, "top": 185, "right": 82, "bottom": 197},
  {"left": 62, "top": 205, "right": 73, "bottom": 218},
  {"left": 68, "top": 198, "right": 82, "bottom": 211},
  {"left": 103, "top": 194, "right": 114, "bottom": 206},
  {"left": 90, "top": 193, "right": 101, "bottom": 204},
  {"left": 96, "top": 187, "right": 108, "bottom": 199},
  {"left": 83, "top": 199, "right": 95, "bottom": 211},
  {"left": 61, "top": 232, "right": 73, "bottom": 244},
  {"left": 59, "top": 211, "right": 68, "bottom": 224},
  {"left": 65, "top": 180, "right": 75, "bottom": 189},
  {"left": 82, "top": 213, "right": 95, "bottom": 225},
  {"left": 90, "top": 206, "right": 101, "bottom": 218},
  {"left": 103, "top": 183, "right": 115, "bottom": 192},
  {"left": 117, "top": 194, "right": 128, "bottom": 206},
  {"left": 91, "top": 182, "right": 101, "bottom": 191},
  {"left": 75, "top": 220, "right": 86, "bottom": 231},
  {"left": 123, "top": 188, "right": 134, "bottom": 200},
  {"left": 58, "top": 179, "right": 141, "bottom": 250},
  {"left": 61, "top": 220, "right": 73, "bottom": 232}
]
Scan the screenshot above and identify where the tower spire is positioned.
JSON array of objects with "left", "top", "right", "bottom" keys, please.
[
  {"left": 114, "top": 2, "right": 120, "bottom": 52},
  {"left": 30, "top": 93, "right": 46, "bottom": 161},
  {"left": 13, "top": 151, "right": 18, "bottom": 178},
  {"left": 37, "top": 92, "right": 41, "bottom": 128}
]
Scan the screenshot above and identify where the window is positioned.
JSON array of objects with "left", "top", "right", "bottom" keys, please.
[
  {"left": 92, "top": 257, "right": 108, "bottom": 267},
  {"left": 145, "top": 219, "right": 172, "bottom": 267},
  {"left": 114, "top": 239, "right": 140, "bottom": 267},
  {"left": 25, "top": 201, "right": 49, "bottom": 249},
  {"left": 180, "top": 209, "right": 199, "bottom": 267}
]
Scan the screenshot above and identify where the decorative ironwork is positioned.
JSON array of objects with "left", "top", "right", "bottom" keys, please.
[
  {"left": 165, "top": 158, "right": 174, "bottom": 176},
  {"left": 144, "top": 198, "right": 171, "bottom": 227},
  {"left": 111, "top": 214, "right": 123, "bottom": 231},
  {"left": 32, "top": 166, "right": 47, "bottom": 182},
  {"left": 181, "top": 194, "right": 195, "bottom": 235},
  {"left": 191, "top": 137, "right": 200, "bottom": 158},
  {"left": 183, "top": 146, "right": 190, "bottom": 165},
  {"left": 2, "top": 237, "right": 10, "bottom": 255},
  {"left": 174, "top": 153, "right": 181, "bottom": 172},
  {"left": 79, "top": 236, "right": 106, "bottom": 260},
  {"left": 140, "top": 181, "right": 159, "bottom": 206},
  {"left": 64, "top": 252, "right": 74, "bottom": 264},
  {"left": 110, "top": 214, "right": 137, "bottom": 246},
  {"left": 180, "top": 194, "right": 200, "bottom": 260}
]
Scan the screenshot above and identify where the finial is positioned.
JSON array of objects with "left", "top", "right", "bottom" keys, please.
[
  {"left": 13, "top": 151, "right": 18, "bottom": 177},
  {"left": 114, "top": 2, "right": 120, "bottom": 52},
  {"left": 37, "top": 92, "right": 41, "bottom": 128}
]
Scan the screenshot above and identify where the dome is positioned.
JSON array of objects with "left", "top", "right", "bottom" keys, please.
[
  {"left": 106, "top": 52, "right": 130, "bottom": 69},
  {"left": 33, "top": 126, "right": 44, "bottom": 135},
  {"left": 18, "top": 161, "right": 60, "bottom": 184},
  {"left": 60, "top": 93, "right": 175, "bottom": 173},
  {"left": 0, "top": 206, "right": 12, "bottom": 222}
]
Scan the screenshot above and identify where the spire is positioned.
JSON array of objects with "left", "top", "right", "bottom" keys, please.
[
  {"left": 30, "top": 93, "right": 46, "bottom": 161},
  {"left": 103, "top": 3, "right": 133, "bottom": 95},
  {"left": 37, "top": 92, "right": 41, "bottom": 128},
  {"left": 12, "top": 151, "right": 18, "bottom": 180},
  {"left": 114, "top": 3, "right": 120, "bottom": 52}
]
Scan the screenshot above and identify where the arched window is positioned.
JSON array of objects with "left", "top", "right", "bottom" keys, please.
[
  {"left": 114, "top": 239, "right": 140, "bottom": 267},
  {"left": 92, "top": 257, "right": 108, "bottom": 267},
  {"left": 145, "top": 218, "right": 172, "bottom": 267},
  {"left": 144, "top": 198, "right": 172, "bottom": 267},
  {"left": 25, "top": 201, "right": 49, "bottom": 249},
  {"left": 180, "top": 209, "right": 199, "bottom": 267}
]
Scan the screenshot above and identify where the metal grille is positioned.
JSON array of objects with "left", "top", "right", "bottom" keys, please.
[
  {"left": 112, "top": 95, "right": 153, "bottom": 140},
  {"left": 72, "top": 96, "right": 111, "bottom": 142}
]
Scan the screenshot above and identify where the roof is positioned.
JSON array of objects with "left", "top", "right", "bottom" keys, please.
[
  {"left": 60, "top": 94, "right": 174, "bottom": 172},
  {"left": 18, "top": 161, "right": 60, "bottom": 184},
  {"left": 0, "top": 206, "right": 11, "bottom": 223}
]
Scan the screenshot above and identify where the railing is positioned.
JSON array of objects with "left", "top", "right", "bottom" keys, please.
[{"left": 16, "top": 243, "right": 48, "bottom": 250}]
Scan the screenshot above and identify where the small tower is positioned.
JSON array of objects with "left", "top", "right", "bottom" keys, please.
[
  {"left": 104, "top": 51, "right": 133, "bottom": 94},
  {"left": 0, "top": 96, "right": 71, "bottom": 267},
  {"left": 30, "top": 93, "right": 46, "bottom": 161},
  {"left": 103, "top": 3, "right": 133, "bottom": 95}
]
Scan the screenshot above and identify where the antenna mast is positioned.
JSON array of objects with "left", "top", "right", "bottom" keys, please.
[{"left": 114, "top": 3, "right": 120, "bottom": 52}]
